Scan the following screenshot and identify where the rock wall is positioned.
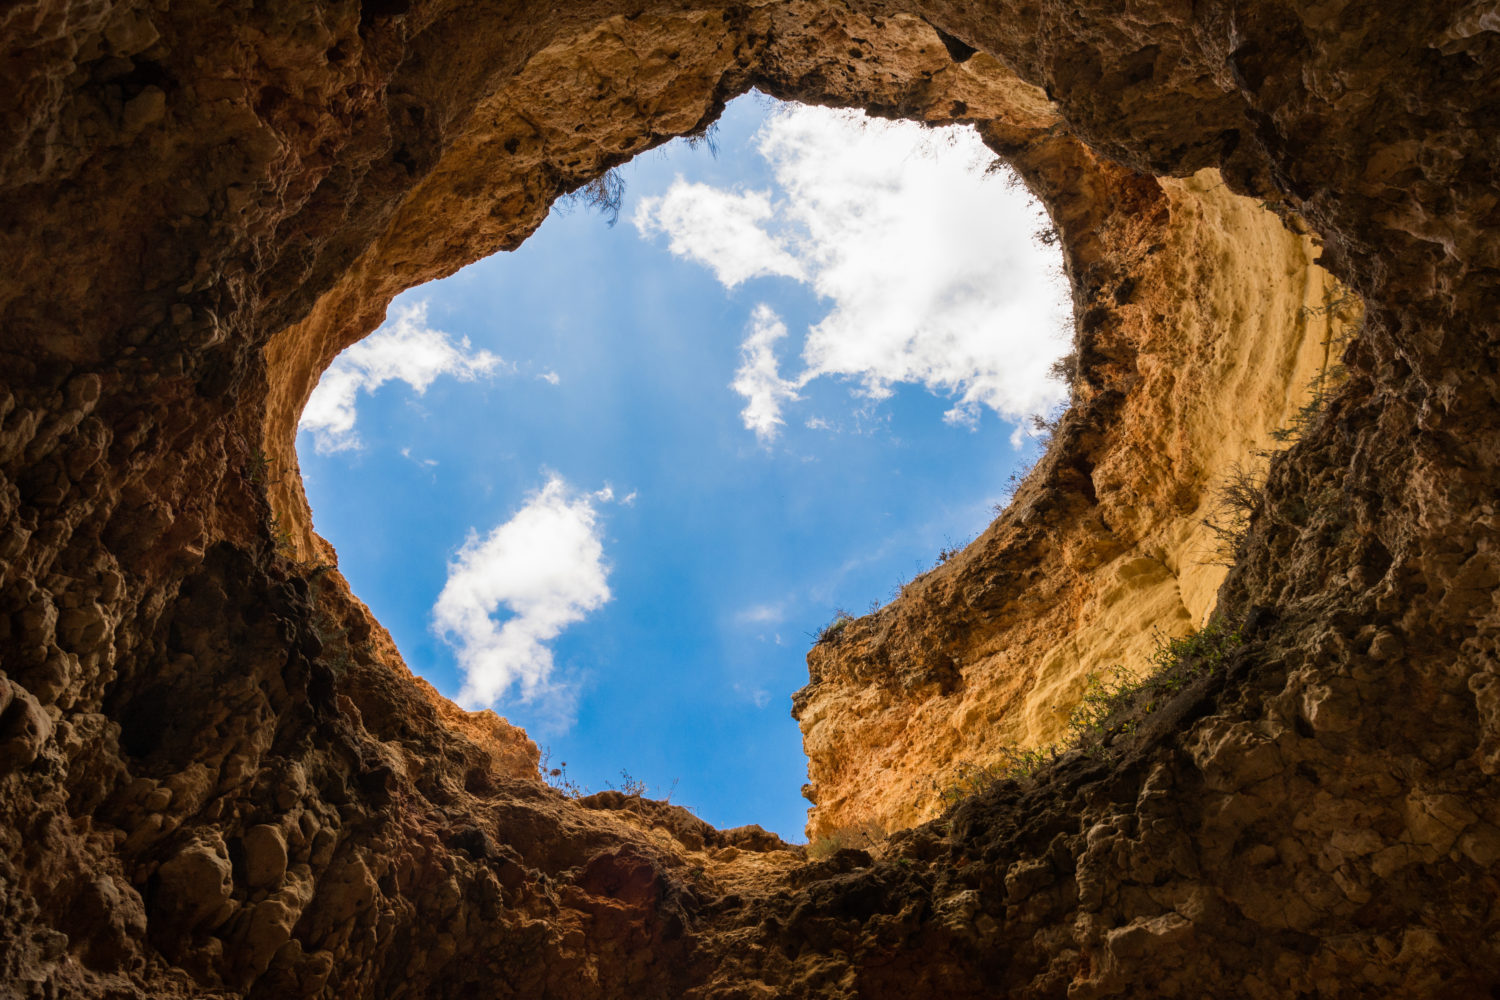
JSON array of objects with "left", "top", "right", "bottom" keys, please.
[
  {"left": 2, "top": 1, "right": 1498, "bottom": 997},
  {"left": 796, "top": 167, "right": 1361, "bottom": 839}
]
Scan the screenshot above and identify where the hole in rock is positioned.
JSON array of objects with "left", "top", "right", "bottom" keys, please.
[{"left": 294, "top": 95, "right": 1072, "bottom": 841}]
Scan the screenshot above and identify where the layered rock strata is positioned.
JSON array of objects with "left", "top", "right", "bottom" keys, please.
[
  {"left": 797, "top": 167, "right": 1361, "bottom": 839},
  {"left": 2, "top": 1, "right": 1498, "bottom": 997}
]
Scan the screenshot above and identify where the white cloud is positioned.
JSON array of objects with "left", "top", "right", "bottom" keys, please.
[
  {"left": 432, "top": 477, "right": 612, "bottom": 716},
  {"left": 634, "top": 104, "right": 1072, "bottom": 438},
  {"left": 733, "top": 682, "right": 773, "bottom": 709},
  {"left": 300, "top": 301, "right": 504, "bottom": 454},
  {"left": 734, "top": 601, "right": 787, "bottom": 625},
  {"left": 730, "top": 305, "right": 802, "bottom": 442},
  {"left": 633, "top": 179, "right": 805, "bottom": 287},
  {"left": 399, "top": 446, "right": 438, "bottom": 468},
  {"left": 538, "top": 370, "right": 561, "bottom": 385}
]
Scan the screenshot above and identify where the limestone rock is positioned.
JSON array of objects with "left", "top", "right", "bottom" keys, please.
[{"left": 2, "top": 0, "right": 1499, "bottom": 997}]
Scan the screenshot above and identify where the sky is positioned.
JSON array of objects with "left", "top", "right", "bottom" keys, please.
[{"left": 297, "top": 94, "right": 1071, "bottom": 841}]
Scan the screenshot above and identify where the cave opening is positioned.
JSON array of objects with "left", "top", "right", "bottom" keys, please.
[
  {"left": 245, "top": 6, "right": 1368, "bottom": 849},
  {"left": 290, "top": 93, "right": 1073, "bottom": 841},
  {"left": 10, "top": 1, "right": 1477, "bottom": 991}
]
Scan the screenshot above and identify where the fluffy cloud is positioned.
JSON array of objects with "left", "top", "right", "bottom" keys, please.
[
  {"left": 432, "top": 477, "right": 612, "bottom": 713},
  {"left": 633, "top": 182, "right": 805, "bottom": 288},
  {"left": 634, "top": 104, "right": 1071, "bottom": 439},
  {"left": 730, "top": 305, "right": 802, "bottom": 443},
  {"left": 300, "top": 301, "right": 504, "bottom": 454}
]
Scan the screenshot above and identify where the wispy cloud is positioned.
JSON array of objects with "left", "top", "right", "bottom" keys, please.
[
  {"left": 300, "top": 301, "right": 505, "bottom": 454},
  {"left": 733, "top": 682, "right": 773, "bottom": 709},
  {"left": 633, "top": 104, "right": 1071, "bottom": 440},
  {"left": 400, "top": 446, "right": 438, "bottom": 468},
  {"left": 730, "top": 305, "right": 802, "bottom": 443},
  {"left": 734, "top": 601, "right": 787, "bottom": 625},
  {"left": 431, "top": 477, "right": 612, "bottom": 724}
]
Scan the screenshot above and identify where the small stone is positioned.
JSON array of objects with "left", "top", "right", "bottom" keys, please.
[
  {"left": 1106, "top": 913, "right": 1192, "bottom": 959},
  {"left": 0, "top": 684, "right": 53, "bottom": 772},
  {"left": 122, "top": 87, "right": 166, "bottom": 132},
  {"left": 245, "top": 897, "right": 299, "bottom": 973},
  {"left": 243, "top": 824, "right": 289, "bottom": 889},
  {"left": 155, "top": 835, "right": 233, "bottom": 929},
  {"left": 1458, "top": 824, "right": 1500, "bottom": 867}
]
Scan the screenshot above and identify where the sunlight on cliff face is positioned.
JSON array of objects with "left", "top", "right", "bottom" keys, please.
[
  {"left": 796, "top": 167, "right": 1366, "bottom": 841},
  {"left": 291, "top": 95, "right": 1071, "bottom": 838}
]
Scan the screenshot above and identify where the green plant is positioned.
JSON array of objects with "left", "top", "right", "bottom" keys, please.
[
  {"left": 246, "top": 448, "right": 296, "bottom": 558},
  {"left": 995, "top": 468, "right": 1028, "bottom": 513},
  {"left": 930, "top": 746, "right": 1061, "bottom": 810},
  {"left": 267, "top": 512, "right": 295, "bottom": 559},
  {"left": 538, "top": 747, "right": 586, "bottom": 798},
  {"left": 936, "top": 536, "right": 969, "bottom": 565},
  {"left": 304, "top": 589, "right": 356, "bottom": 679},
  {"left": 246, "top": 448, "right": 287, "bottom": 491},
  {"left": 1058, "top": 663, "right": 1150, "bottom": 750},
  {"left": 1064, "top": 617, "right": 1245, "bottom": 752},
  {"left": 608, "top": 769, "right": 647, "bottom": 797},
  {"left": 246, "top": 448, "right": 272, "bottom": 488},
  {"left": 813, "top": 609, "right": 856, "bottom": 645},
  {"left": 1269, "top": 363, "right": 1348, "bottom": 445},
  {"left": 931, "top": 617, "right": 1247, "bottom": 808},
  {"left": 1273, "top": 284, "right": 1360, "bottom": 444}
]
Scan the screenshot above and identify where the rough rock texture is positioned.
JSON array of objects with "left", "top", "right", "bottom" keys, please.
[
  {"left": 797, "top": 167, "right": 1360, "bottom": 839},
  {"left": 3, "top": 1, "right": 1500, "bottom": 998}
]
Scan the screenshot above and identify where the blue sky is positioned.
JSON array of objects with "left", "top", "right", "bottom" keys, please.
[{"left": 297, "top": 94, "right": 1069, "bottom": 841}]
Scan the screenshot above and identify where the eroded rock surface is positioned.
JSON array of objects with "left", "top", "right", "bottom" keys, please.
[
  {"left": 2, "top": 1, "right": 1498, "bottom": 997},
  {"left": 797, "top": 165, "right": 1361, "bottom": 839}
]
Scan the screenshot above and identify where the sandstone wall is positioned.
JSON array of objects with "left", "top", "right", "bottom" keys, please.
[
  {"left": 796, "top": 168, "right": 1362, "bottom": 838},
  {"left": 2, "top": 1, "right": 1498, "bottom": 997}
]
